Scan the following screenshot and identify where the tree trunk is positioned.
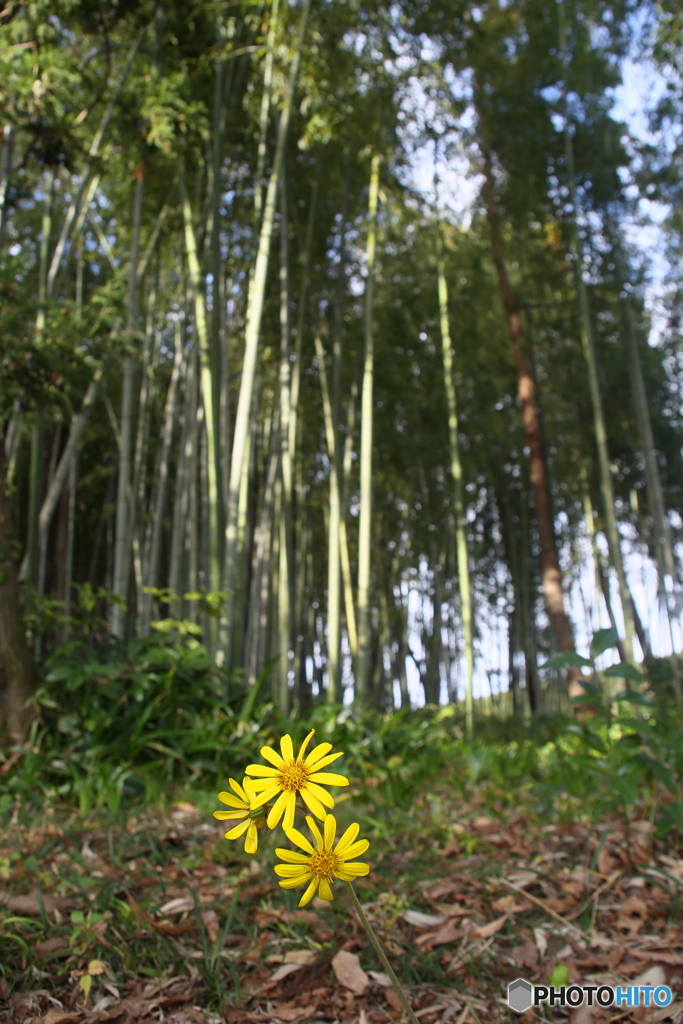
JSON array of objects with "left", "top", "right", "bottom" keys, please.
[
  {"left": 112, "top": 172, "right": 144, "bottom": 639},
  {"left": 0, "top": 442, "right": 36, "bottom": 746},
  {"left": 437, "top": 238, "right": 474, "bottom": 735},
  {"left": 481, "top": 149, "right": 584, "bottom": 699},
  {"left": 356, "top": 154, "right": 381, "bottom": 703},
  {"left": 315, "top": 335, "right": 342, "bottom": 702}
]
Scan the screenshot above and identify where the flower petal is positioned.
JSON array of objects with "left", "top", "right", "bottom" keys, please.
[
  {"left": 244, "top": 823, "right": 259, "bottom": 854},
  {"left": 308, "top": 772, "right": 349, "bottom": 787},
  {"left": 275, "top": 849, "right": 311, "bottom": 864},
  {"left": 302, "top": 742, "right": 332, "bottom": 767},
  {"left": 245, "top": 764, "right": 279, "bottom": 778},
  {"left": 267, "top": 789, "right": 291, "bottom": 829},
  {"left": 280, "top": 874, "right": 311, "bottom": 889},
  {"left": 300, "top": 787, "right": 327, "bottom": 821},
  {"left": 275, "top": 864, "right": 311, "bottom": 877},
  {"left": 213, "top": 809, "right": 248, "bottom": 820},
  {"left": 323, "top": 814, "right": 337, "bottom": 850},
  {"left": 298, "top": 877, "right": 319, "bottom": 907},
  {"left": 282, "top": 791, "right": 297, "bottom": 831},
  {"left": 304, "top": 750, "right": 343, "bottom": 773},
  {"left": 245, "top": 778, "right": 280, "bottom": 792},
  {"left": 305, "top": 815, "right": 324, "bottom": 849},
  {"left": 318, "top": 877, "right": 334, "bottom": 901},
  {"left": 338, "top": 839, "right": 370, "bottom": 861},
  {"left": 249, "top": 785, "right": 281, "bottom": 809},
  {"left": 305, "top": 782, "right": 335, "bottom": 808},
  {"left": 260, "top": 745, "right": 284, "bottom": 769},
  {"left": 230, "top": 778, "right": 249, "bottom": 802},
  {"left": 297, "top": 729, "right": 316, "bottom": 762},
  {"left": 335, "top": 823, "right": 360, "bottom": 854},
  {"left": 280, "top": 734, "right": 294, "bottom": 761},
  {"left": 225, "top": 819, "right": 251, "bottom": 840},
  {"left": 285, "top": 827, "right": 316, "bottom": 855},
  {"left": 336, "top": 862, "right": 370, "bottom": 879},
  {"left": 218, "top": 791, "right": 247, "bottom": 809}
]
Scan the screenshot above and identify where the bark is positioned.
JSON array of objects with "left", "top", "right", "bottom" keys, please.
[
  {"left": 482, "top": 149, "right": 584, "bottom": 699},
  {"left": 112, "top": 173, "right": 144, "bottom": 638},
  {"left": 220, "top": 0, "right": 310, "bottom": 665},
  {"left": 438, "top": 239, "right": 474, "bottom": 734},
  {"left": 356, "top": 154, "right": 381, "bottom": 703},
  {"left": 0, "top": 442, "right": 36, "bottom": 746}
]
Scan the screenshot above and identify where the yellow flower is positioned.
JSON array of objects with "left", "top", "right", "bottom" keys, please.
[
  {"left": 245, "top": 729, "right": 349, "bottom": 831},
  {"left": 274, "top": 814, "right": 370, "bottom": 907},
  {"left": 213, "top": 778, "right": 265, "bottom": 854}
]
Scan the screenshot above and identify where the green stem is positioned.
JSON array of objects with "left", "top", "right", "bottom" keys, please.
[{"left": 343, "top": 881, "right": 420, "bottom": 1024}]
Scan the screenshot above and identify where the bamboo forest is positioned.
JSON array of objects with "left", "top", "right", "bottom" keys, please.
[{"left": 3, "top": 0, "right": 683, "bottom": 1019}]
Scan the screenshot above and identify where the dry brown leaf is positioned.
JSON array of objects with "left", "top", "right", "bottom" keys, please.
[
  {"left": 331, "top": 950, "right": 369, "bottom": 995},
  {"left": 511, "top": 940, "right": 538, "bottom": 968},
  {"left": 650, "top": 1003, "right": 683, "bottom": 1023},
  {"left": 268, "top": 964, "right": 303, "bottom": 983},
  {"left": 0, "top": 890, "right": 81, "bottom": 916},
  {"left": 403, "top": 910, "right": 446, "bottom": 928},
  {"left": 469, "top": 913, "right": 509, "bottom": 939},
  {"left": 423, "top": 880, "right": 459, "bottom": 901},
  {"left": 200, "top": 909, "right": 219, "bottom": 943},
  {"left": 39, "top": 1013, "right": 84, "bottom": 1024},
  {"left": 616, "top": 895, "right": 649, "bottom": 935},
  {"left": 631, "top": 950, "right": 683, "bottom": 966},
  {"left": 283, "top": 949, "right": 315, "bottom": 966},
  {"left": 415, "top": 922, "right": 463, "bottom": 950}
]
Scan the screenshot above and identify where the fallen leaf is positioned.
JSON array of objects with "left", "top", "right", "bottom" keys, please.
[
  {"left": 423, "top": 880, "right": 459, "bottom": 901},
  {"left": 268, "top": 963, "right": 303, "bottom": 983},
  {"left": 416, "top": 922, "right": 463, "bottom": 950},
  {"left": 511, "top": 940, "right": 538, "bottom": 968},
  {"left": 159, "top": 897, "right": 194, "bottom": 916},
  {"left": 402, "top": 910, "right": 446, "bottom": 928},
  {"left": 469, "top": 913, "right": 509, "bottom": 939},
  {"left": 533, "top": 928, "right": 548, "bottom": 958},
  {"left": 331, "top": 950, "right": 369, "bottom": 995},
  {"left": 369, "top": 971, "right": 392, "bottom": 987},
  {"left": 283, "top": 949, "right": 315, "bottom": 966},
  {"left": 650, "top": 1003, "right": 683, "bottom": 1023},
  {"left": 42, "top": 1013, "right": 84, "bottom": 1024},
  {"left": 631, "top": 950, "right": 683, "bottom": 966},
  {"left": 505, "top": 871, "right": 537, "bottom": 889},
  {"left": 616, "top": 895, "right": 648, "bottom": 935},
  {"left": 200, "top": 909, "right": 219, "bottom": 943}
]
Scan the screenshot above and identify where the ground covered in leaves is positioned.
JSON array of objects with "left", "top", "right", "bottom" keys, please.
[{"left": 2, "top": 782, "right": 683, "bottom": 1024}]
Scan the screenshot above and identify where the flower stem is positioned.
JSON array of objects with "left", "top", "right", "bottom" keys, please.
[{"left": 344, "top": 880, "right": 420, "bottom": 1024}]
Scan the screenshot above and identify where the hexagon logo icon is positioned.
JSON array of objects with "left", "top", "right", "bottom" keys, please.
[{"left": 508, "top": 978, "right": 533, "bottom": 1013}]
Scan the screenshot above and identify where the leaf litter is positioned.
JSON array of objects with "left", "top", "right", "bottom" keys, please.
[{"left": 1, "top": 786, "right": 683, "bottom": 1024}]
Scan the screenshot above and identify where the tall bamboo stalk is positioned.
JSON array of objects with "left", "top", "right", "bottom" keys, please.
[
  {"left": 340, "top": 381, "right": 358, "bottom": 658},
  {"left": 179, "top": 165, "right": 221, "bottom": 615},
  {"left": 170, "top": 341, "right": 198, "bottom": 619},
  {"left": 315, "top": 335, "right": 343, "bottom": 702},
  {"left": 356, "top": 154, "right": 381, "bottom": 703},
  {"left": 112, "top": 172, "right": 144, "bottom": 638},
  {"left": 277, "top": 169, "right": 293, "bottom": 708},
  {"left": 220, "top": 0, "right": 311, "bottom": 666},
  {"left": 437, "top": 237, "right": 474, "bottom": 736},
  {"left": 254, "top": 0, "right": 280, "bottom": 223},
  {"left": 0, "top": 123, "right": 13, "bottom": 253}
]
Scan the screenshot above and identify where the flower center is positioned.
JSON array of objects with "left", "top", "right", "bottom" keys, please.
[
  {"left": 278, "top": 759, "right": 309, "bottom": 791},
  {"left": 309, "top": 849, "right": 341, "bottom": 879}
]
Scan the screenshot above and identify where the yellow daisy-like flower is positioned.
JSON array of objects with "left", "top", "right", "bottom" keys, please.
[
  {"left": 213, "top": 777, "right": 265, "bottom": 854},
  {"left": 245, "top": 729, "right": 349, "bottom": 831},
  {"left": 275, "top": 814, "right": 370, "bottom": 907}
]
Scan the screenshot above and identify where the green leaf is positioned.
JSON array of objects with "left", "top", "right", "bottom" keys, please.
[
  {"left": 639, "top": 754, "right": 677, "bottom": 794},
  {"left": 549, "top": 964, "right": 569, "bottom": 988},
  {"left": 545, "top": 652, "right": 592, "bottom": 669},
  {"left": 591, "top": 628, "right": 620, "bottom": 657},
  {"left": 613, "top": 690, "right": 653, "bottom": 706},
  {"left": 604, "top": 663, "right": 645, "bottom": 681}
]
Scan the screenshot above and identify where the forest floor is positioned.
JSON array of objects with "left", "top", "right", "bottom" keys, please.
[{"left": 2, "top": 779, "right": 683, "bottom": 1024}]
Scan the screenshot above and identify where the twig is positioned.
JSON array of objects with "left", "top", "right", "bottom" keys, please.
[
  {"left": 497, "top": 877, "right": 591, "bottom": 943},
  {"left": 567, "top": 870, "right": 621, "bottom": 920}
]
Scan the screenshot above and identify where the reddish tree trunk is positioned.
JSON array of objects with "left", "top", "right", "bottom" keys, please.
[
  {"left": 0, "top": 439, "right": 37, "bottom": 744},
  {"left": 482, "top": 151, "right": 585, "bottom": 700}
]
